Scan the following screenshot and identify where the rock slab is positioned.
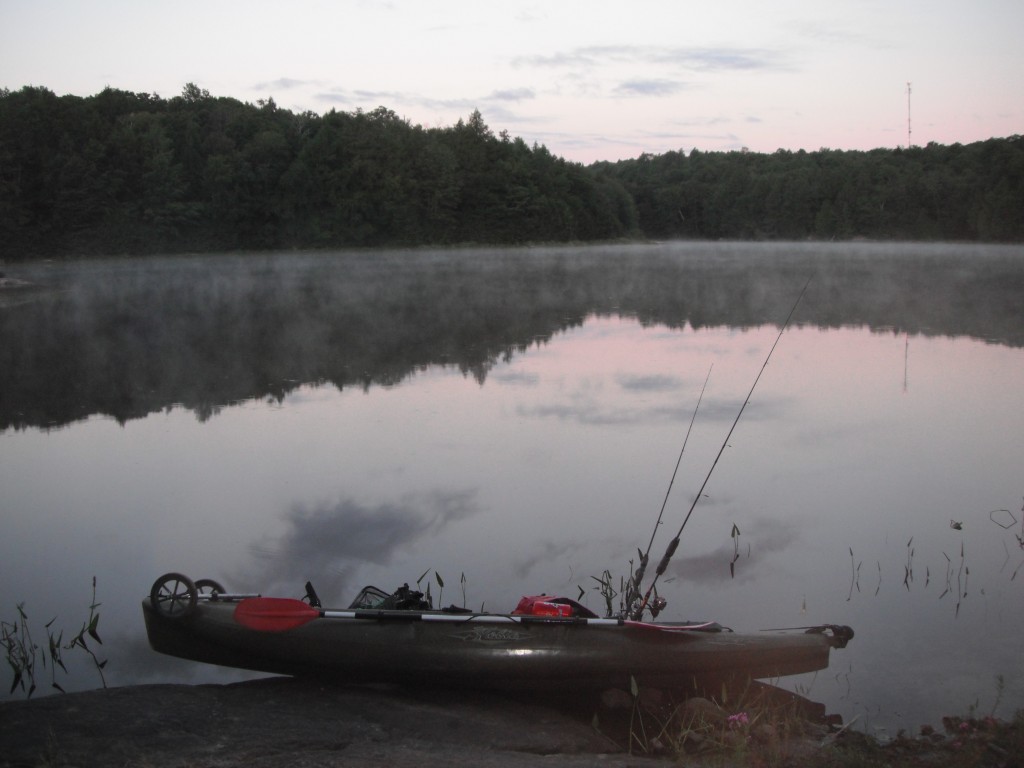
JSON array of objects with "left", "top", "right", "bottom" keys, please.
[{"left": 0, "top": 677, "right": 656, "bottom": 767}]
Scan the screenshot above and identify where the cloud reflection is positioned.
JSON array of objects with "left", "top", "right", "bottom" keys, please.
[
  {"left": 492, "top": 370, "right": 540, "bottom": 387},
  {"left": 512, "top": 540, "right": 585, "bottom": 579},
  {"left": 515, "top": 401, "right": 689, "bottom": 426},
  {"left": 615, "top": 373, "right": 683, "bottom": 392},
  {"left": 515, "top": 394, "right": 789, "bottom": 427},
  {"left": 242, "top": 491, "right": 479, "bottom": 598},
  {"left": 666, "top": 518, "right": 800, "bottom": 584}
]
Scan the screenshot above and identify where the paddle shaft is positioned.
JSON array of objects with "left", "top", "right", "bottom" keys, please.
[{"left": 232, "top": 597, "right": 716, "bottom": 633}]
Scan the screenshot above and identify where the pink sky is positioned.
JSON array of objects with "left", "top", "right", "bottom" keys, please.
[{"left": 3, "top": 0, "right": 1021, "bottom": 163}]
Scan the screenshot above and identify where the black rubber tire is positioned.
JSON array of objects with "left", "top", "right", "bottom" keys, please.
[
  {"left": 150, "top": 572, "right": 198, "bottom": 619},
  {"left": 195, "top": 578, "right": 227, "bottom": 597}
]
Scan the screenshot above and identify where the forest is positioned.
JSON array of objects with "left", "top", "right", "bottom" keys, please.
[
  {"left": 1, "top": 84, "right": 1021, "bottom": 260},
  {"left": 600, "top": 137, "right": 1023, "bottom": 242}
]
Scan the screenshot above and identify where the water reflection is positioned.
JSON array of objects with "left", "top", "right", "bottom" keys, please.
[
  {"left": 1, "top": 243, "right": 1023, "bottom": 735},
  {"left": 668, "top": 517, "right": 801, "bottom": 585},
  {"left": 2, "top": 242, "right": 1022, "bottom": 431},
  {"left": 244, "top": 492, "right": 480, "bottom": 597}
]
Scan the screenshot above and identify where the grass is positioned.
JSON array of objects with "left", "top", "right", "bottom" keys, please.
[
  {"left": 590, "top": 676, "right": 1023, "bottom": 767},
  {"left": 1, "top": 577, "right": 106, "bottom": 698}
]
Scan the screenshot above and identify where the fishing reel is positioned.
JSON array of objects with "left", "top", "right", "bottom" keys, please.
[
  {"left": 648, "top": 596, "right": 668, "bottom": 618},
  {"left": 624, "top": 594, "right": 668, "bottom": 621}
]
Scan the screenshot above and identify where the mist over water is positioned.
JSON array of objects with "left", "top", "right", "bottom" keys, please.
[{"left": 2, "top": 242, "right": 1022, "bottom": 735}]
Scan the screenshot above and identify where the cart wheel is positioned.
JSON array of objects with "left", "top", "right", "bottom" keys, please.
[
  {"left": 150, "top": 572, "right": 198, "bottom": 619},
  {"left": 195, "top": 578, "right": 227, "bottom": 598}
]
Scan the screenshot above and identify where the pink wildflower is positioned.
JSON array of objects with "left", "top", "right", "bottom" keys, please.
[{"left": 727, "top": 712, "right": 750, "bottom": 729}]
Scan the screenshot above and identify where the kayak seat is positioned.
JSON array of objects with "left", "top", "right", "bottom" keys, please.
[
  {"left": 348, "top": 585, "right": 391, "bottom": 610},
  {"left": 348, "top": 584, "right": 432, "bottom": 611}
]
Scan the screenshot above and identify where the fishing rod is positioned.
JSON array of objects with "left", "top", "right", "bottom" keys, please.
[
  {"left": 625, "top": 364, "right": 712, "bottom": 612},
  {"left": 631, "top": 277, "right": 812, "bottom": 620}
]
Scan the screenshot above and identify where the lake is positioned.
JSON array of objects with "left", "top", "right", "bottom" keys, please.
[{"left": 2, "top": 241, "right": 1022, "bottom": 738}]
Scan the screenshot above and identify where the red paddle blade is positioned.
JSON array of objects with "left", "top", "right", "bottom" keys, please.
[{"left": 234, "top": 597, "right": 319, "bottom": 632}]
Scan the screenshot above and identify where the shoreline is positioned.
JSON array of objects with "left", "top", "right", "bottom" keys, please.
[
  {"left": 3, "top": 678, "right": 1018, "bottom": 767},
  {"left": 0, "top": 678, "right": 642, "bottom": 768}
]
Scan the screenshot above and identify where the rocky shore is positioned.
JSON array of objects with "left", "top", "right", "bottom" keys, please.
[
  {"left": 0, "top": 677, "right": 649, "bottom": 767},
  {"left": 2, "top": 677, "right": 1020, "bottom": 767}
]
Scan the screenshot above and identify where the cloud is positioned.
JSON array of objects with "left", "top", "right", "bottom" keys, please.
[
  {"left": 252, "top": 77, "right": 317, "bottom": 91},
  {"left": 613, "top": 79, "right": 691, "bottom": 98},
  {"left": 513, "top": 51, "right": 592, "bottom": 69},
  {"left": 669, "top": 115, "right": 731, "bottom": 127},
  {"left": 316, "top": 89, "right": 354, "bottom": 105},
  {"left": 793, "top": 21, "right": 890, "bottom": 50},
  {"left": 313, "top": 87, "right": 529, "bottom": 116},
  {"left": 314, "top": 87, "right": 432, "bottom": 108},
  {"left": 352, "top": 88, "right": 406, "bottom": 102},
  {"left": 508, "top": 44, "right": 787, "bottom": 108},
  {"left": 665, "top": 48, "right": 782, "bottom": 71},
  {"left": 514, "top": 45, "right": 785, "bottom": 73},
  {"left": 488, "top": 88, "right": 535, "bottom": 102}
]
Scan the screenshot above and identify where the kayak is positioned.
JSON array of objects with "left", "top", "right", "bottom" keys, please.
[{"left": 143, "top": 573, "right": 853, "bottom": 691}]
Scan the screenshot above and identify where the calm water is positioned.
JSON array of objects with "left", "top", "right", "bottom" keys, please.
[{"left": 2, "top": 242, "right": 1023, "bottom": 737}]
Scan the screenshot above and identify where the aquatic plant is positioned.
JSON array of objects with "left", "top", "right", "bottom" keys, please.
[{"left": 1, "top": 577, "right": 106, "bottom": 698}]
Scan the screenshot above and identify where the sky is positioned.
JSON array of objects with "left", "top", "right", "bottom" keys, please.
[{"left": 2, "top": 0, "right": 1022, "bottom": 164}]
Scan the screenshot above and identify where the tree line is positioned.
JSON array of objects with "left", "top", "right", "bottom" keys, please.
[
  {"left": 598, "top": 138, "right": 1023, "bottom": 242},
  {"left": 1, "top": 84, "right": 1021, "bottom": 260},
  {"left": 0, "top": 84, "right": 637, "bottom": 259}
]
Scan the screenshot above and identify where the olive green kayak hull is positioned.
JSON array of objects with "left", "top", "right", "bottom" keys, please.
[{"left": 143, "top": 597, "right": 851, "bottom": 691}]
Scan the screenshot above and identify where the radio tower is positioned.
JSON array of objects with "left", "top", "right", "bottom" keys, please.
[{"left": 906, "top": 82, "right": 912, "bottom": 148}]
